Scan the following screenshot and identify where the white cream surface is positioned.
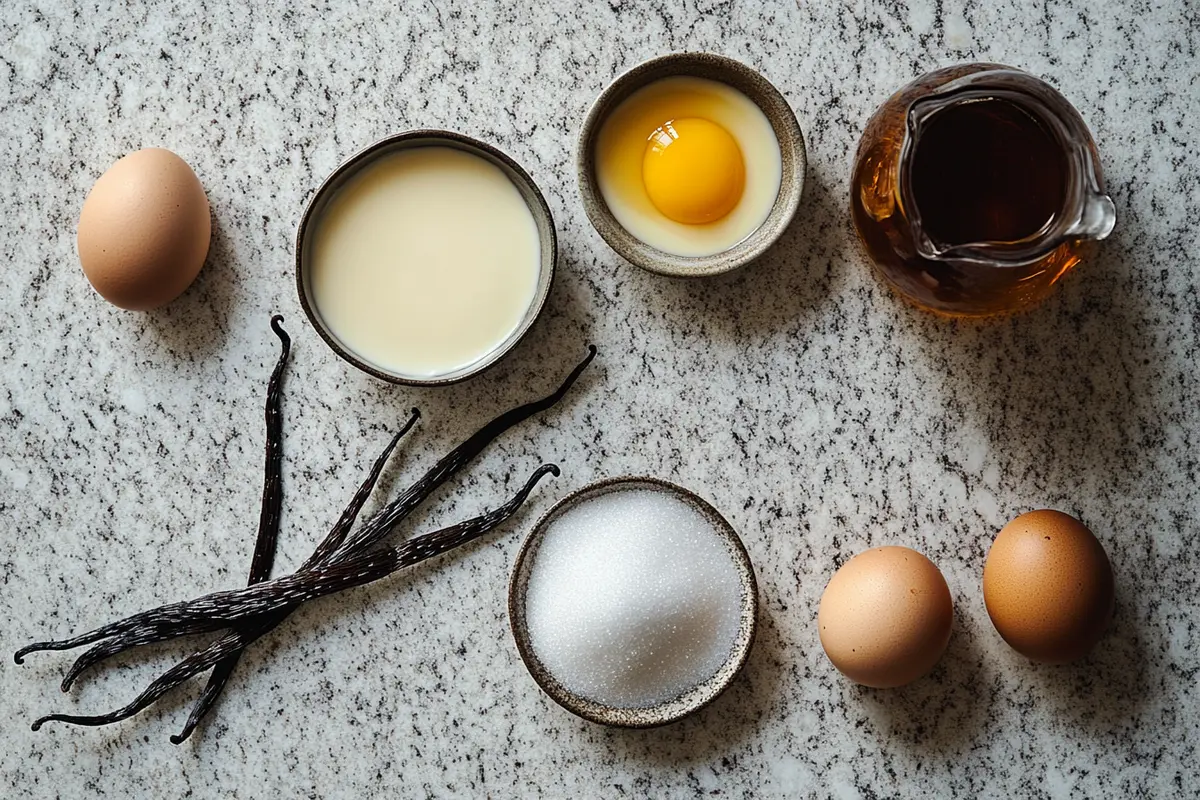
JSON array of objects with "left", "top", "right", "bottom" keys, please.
[{"left": 309, "top": 146, "right": 540, "bottom": 378}]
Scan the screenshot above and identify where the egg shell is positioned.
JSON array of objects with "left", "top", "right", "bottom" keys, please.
[
  {"left": 77, "top": 148, "right": 211, "bottom": 311},
  {"left": 817, "top": 546, "right": 954, "bottom": 689},
  {"left": 983, "top": 509, "right": 1114, "bottom": 664}
]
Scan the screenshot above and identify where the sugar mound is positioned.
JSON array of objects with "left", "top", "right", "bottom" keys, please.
[{"left": 523, "top": 488, "right": 743, "bottom": 709}]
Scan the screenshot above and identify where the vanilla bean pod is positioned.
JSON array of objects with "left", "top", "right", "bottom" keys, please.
[
  {"left": 326, "top": 345, "right": 597, "bottom": 562},
  {"left": 18, "top": 345, "right": 596, "bottom": 739},
  {"left": 54, "top": 410, "right": 423, "bottom": 694},
  {"left": 171, "top": 411, "right": 418, "bottom": 743},
  {"left": 30, "top": 464, "right": 559, "bottom": 732},
  {"left": 170, "top": 344, "right": 601, "bottom": 731},
  {"left": 15, "top": 345, "right": 595, "bottom": 667},
  {"left": 174, "top": 316, "right": 291, "bottom": 741}
]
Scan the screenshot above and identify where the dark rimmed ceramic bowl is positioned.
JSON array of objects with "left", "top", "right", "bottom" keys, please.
[
  {"left": 508, "top": 476, "right": 758, "bottom": 728},
  {"left": 295, "top": 130, "right": 556, "bottom": 386},
  {"left": 577, "top": 52, "right": 806, "bottom": 277}
]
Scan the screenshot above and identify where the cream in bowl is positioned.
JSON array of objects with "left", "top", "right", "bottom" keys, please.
[
  {"left": 297, "top": 131, "right": 555, "bottom": 385},
  {"left": 509, "top": 477, "right": 758, "bottom": 727},
  {"left": 578, "top": 53, "right": 806, "bottom": 277}
]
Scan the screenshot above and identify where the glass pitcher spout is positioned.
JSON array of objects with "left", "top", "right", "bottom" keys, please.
[{"left": 1067, "top": 190, "right": 1117, "bottom": 241}]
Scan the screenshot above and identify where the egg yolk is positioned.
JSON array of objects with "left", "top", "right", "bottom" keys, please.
[{"left": 642, "top": 117, "right": 745, "bottom": 225}]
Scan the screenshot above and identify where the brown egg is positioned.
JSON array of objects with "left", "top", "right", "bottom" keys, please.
[
  {"left": 817, "top": 546, "right": 954, "bottom": 688},
  {"left": 77, "top": 148, "right": 211, "bottom": 310},
  {"left": 983, "top": 510, "right": 1114, "bottom": 664}
]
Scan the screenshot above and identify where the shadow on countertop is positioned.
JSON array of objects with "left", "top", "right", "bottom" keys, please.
[
  {"left": 878, "top": 196, "right": 1175, "bottom": 744},
  {"left": 632, "top": 165, "right": 847, "bottom": 344},
  {"left": 143, "top": 212, "right": 238, "bottom": 361},
  {"left": 894, "top": 195, "right": 1169, "bottom": 514},
  {"left": 857, "top": 567, "right": 1160, "bottom": 756},
  {"left": 855, "top": 605, "right": 992, "bottom": 753},
  {"left": 596, "top": 598, "right": 787, "bottom": 765},
  {"left": 1023, "top": 563, "right": 1160, "bottom": 738}
]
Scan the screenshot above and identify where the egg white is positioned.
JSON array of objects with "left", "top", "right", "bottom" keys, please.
[{"left": 595, "top": 76, "right": 782, "bottom": 258}]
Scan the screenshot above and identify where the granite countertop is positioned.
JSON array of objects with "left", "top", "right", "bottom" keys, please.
[{"left": 2, "top": 1, "right": 1197, "bottom": 797}]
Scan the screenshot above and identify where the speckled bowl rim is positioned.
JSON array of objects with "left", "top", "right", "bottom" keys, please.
[
  {"left": 508, "top": 475, "right": 759, "bottom": 728},
  {"left": 295, "top": 130, "right": 557, "bottom": 386},
  {"left": 577, "top": 52, "right": 807, "bottom": 277}
]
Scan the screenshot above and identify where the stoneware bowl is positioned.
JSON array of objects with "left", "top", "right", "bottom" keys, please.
[
  {"left": 508, "top": 475, "right": 759, "bottom": 728},
  {"left": 295, "top": 130, "right": 556, "bottom": 386},
  {"left": 577, "top": 52, "right": 806, "bottom": 277}
]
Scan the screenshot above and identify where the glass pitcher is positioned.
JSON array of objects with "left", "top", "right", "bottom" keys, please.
[{"left": 850, "top": 64, "right": 1116, "bottom": 317}]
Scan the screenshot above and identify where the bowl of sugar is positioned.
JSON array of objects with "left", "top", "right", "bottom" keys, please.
[{"left": 508, "top": 476, "right": 758, "bottom": 727}]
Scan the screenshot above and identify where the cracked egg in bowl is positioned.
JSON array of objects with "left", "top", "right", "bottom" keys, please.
[{"left": 579, "top": 53, "right": 805, "bottom": 277}]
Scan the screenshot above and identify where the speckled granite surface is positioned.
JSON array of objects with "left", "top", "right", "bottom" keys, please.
[{"left": 2, "top": 1, "right": 1198, "bottom": 797}]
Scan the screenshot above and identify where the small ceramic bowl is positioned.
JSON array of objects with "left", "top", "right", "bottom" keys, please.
[
  {"left": 295, "top": 130, "right": 556, "bottom": 386},
  {"left": 508, "top": 476, "right": 758, "bottom": 728},
  {"left": 577, "top": 52, "right": 806, "bottom": 277}
]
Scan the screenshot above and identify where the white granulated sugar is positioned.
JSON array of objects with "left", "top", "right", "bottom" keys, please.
[{"left": 524, "top": 488, "right": 743, "bottom": 709}]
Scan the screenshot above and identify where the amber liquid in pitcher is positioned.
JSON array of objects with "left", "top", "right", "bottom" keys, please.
[
  {"left": 850, "top": 64, "right": 1113, "bottom": 317},
  {"left": 910, "top": 98, "right": 1066, "bottom": 248}
]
